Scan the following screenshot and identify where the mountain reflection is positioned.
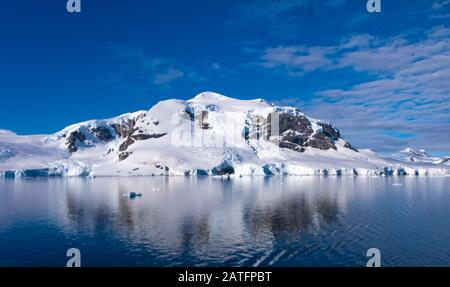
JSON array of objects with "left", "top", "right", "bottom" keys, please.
[
  {"left": 63, "top": 177, "right": 344, "bottom": 258},
  {"left": 243, "top": 191, "right": 341, "bottom": 243},
  {"left": 2, "top": 176, "right": 450, "bottom": 266}
]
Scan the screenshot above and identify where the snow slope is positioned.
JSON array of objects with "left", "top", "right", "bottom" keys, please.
[{"left": 1, "top": 92, "right": 449, "bottom": 177}]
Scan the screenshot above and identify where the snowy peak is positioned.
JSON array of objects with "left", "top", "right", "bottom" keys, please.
[
  {"left": 1, "top": 92, "right": 449, "bottom": 177},
  {"left": 395, "top": 148, "right": 449, "bottom": 165},
  {"left": 400, "top": 148, "right": 429, "bottom": 158},
  {"left": 190, "top": 91, "right": 234, "bottom": 102}
]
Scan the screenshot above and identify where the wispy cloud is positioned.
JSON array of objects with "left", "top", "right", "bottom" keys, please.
[
  {"left": 432, "top": 0, "right": 450, "bottom": 9},
  {"left": 153, "top": 67, "right": 184, "bottom": 86},
  {"left": 260, "top": 46, "right": 336, "bottom": 75},
  {"left": 297, "top": 26, "right": 450, "bottom": 154},
  {"left": 104, "top": 44, "right": 203, "bottom": 88}
]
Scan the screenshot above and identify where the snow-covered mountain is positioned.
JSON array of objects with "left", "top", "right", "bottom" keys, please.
[
  {"left": 392, "top": 148, "right": 450, "bottom": 165},
  {"left": 1, "top": 92, "right": 449, "bottom": 177}
]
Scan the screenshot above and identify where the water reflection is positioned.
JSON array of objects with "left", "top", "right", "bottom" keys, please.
[
  {"left": 1, "top": 176, "right": 449, "bottom": 266},
  {"left": 59, "top": 177, "right": 348, "bottom": 265}
]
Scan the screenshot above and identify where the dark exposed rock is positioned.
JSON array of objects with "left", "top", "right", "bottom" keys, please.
[
  {"left": 118, "top": 151, "right": 133, "bottom": 161},
  {"left": 66, "top": 130, "right": 86, "bottom": 153},
  {"left": 269, "top": 113, "right": 314, "bottom": 152},
  {"left": 119, "top": 132, "right": 167, "bottom": 160},
  {"left": 111, "top": 123, "right": 128, "bottom": 138},
  {"left": 112, "top": 114, "right": 168, "bottom": 158},
  {"left": 278, "top": 113, "right": 313, "bottom": 137},
  {"left": 91, "top": 126, "right": 114, "bottom": 142},
  {"left": 111, "top": 118, "right": 138, "bottom": 138},
  {"left": 266, "top": 112, "right": 350, "bottom": 152},
  {"left": 131, "top": 133, "right": 167, "bottom": 141},
  {"left": 119, "top": 137, "right": 135, "bottom": 152},
  {"left": 306, "top": 133, "right": 337, "bottom": 151},
  {"left": 318, "top": 122, "right": 340, "bottom": 140},
  {"left": 155, "top": 164, "right": 170, "bottom": 172},
  {"left": 344, "top": 141, "right": 359, "bottom": 152}
]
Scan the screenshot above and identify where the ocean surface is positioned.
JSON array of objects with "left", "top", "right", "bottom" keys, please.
[{"left": 0, "top": 176, "right": 449, "bottom": 267}]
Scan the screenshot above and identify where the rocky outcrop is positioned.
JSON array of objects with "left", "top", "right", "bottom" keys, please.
[
  {"left": 91, "top": 126, "right": 114, "bottom": 142},
  {"left": 118, "top": 151, "right": 133, "bottom": 161},
  {"left": 131, "top": 133, "right": 167, "bottom": 141},
  {"left": 266, "top": 111, "right": 348, "bottom": 152},
  {"left": 344, "top": 141, "right": 359, "bottom": 152},
  {"left": 66, "top": 130, "right": 87, "bottom": 153}
]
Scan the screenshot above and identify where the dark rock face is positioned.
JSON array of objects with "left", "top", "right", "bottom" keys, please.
[
  {"left": 269, "top": 112, "right": 315, "bottom": 152},
  {"left": 66, "top": 130, "right": 87, "bottom": 153},
  {"left": 278, "top": 114, "right": 313, "bottom": 138},
  {"left": 63, "top": 112, "right": 168, "bottom": 161},
  {"left": 254, "top": 111, "right": 356, "bottom": 153},
  {"left": 307, "top": 133, "right": 337, "bottom": 151},
  {"left": 91, "top": 126, "right": 114, "bottom": 142},
  {"left": 317, "top": 122, "right": 340, "bottom": 140},
  {"left": 118, "top": 151, "right": 133, "bottom": 161},
  {"left": 111, "top": 118, "right": 138, "bottom": 139},
  {"left": 119, "top": 137, "right": 135, "bottom": 152},
  {"left": 131, "top": 133, "right": 167, "bottom": 141},
  {"left": 344, "top": 141, "right": 359, "bottom": 152},
  {"left": 120, "top": 133, "right": 167, "bottom": 152}
]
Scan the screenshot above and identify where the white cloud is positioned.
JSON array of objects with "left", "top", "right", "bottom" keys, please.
[
  {"left": 260, "top": 46, "right": 336, "bottom": 74},
  {"left": 105, "top": 44, "right": 204, "bottom": 88},
  {"left": 153, "top": 68, "right": 184, "bottom": 86},
  {"left": 211, "top": 62, "right": 221, "bottom": 70},
  {"left": 432, "top": 0, "right": 450, "bottom": 9},
  {"left": 339, "top": 34, "right": 376, "bottom": 49},
  {"left": 299, "top": 26, "right": 450, "bottom": 153}
]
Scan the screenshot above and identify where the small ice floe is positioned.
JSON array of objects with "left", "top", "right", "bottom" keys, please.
[
  {"left": 129, "top": 192, "right": 143, "bottom": 199},
  {"left": 392, "top": 183, "right": 403, "bottom": 186}
]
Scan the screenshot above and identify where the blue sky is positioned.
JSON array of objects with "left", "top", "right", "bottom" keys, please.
[{"left": 0, "top": 0, "right": 449, "bottom": 155}]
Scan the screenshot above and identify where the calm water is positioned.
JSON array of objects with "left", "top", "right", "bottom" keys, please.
[{"left": 0, "top": 176, "right": 449, "bottom": 267}]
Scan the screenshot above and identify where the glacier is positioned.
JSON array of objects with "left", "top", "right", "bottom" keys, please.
[{"left": 1, "top": 92, "right": 449, "bottom": 178}]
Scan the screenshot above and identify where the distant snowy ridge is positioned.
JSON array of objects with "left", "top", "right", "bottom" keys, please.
[
  {"left": 1, "top": 92, "right": 449, "bottom": 177},
  {"left": 392, "top": 148, "right": 450, "bottom": 165}
]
